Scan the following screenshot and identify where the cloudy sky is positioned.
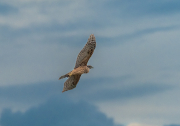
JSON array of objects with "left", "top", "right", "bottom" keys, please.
[{"left": 1, "top": 0, "right": 180, "bottom": 126}]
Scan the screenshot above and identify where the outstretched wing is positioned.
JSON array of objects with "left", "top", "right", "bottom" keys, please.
[
  {"left": 62, "top": 75, "right": 81, "bottom": 92},
  {"left": 74, "top": 34, "right": 96, "bottom": 69}
]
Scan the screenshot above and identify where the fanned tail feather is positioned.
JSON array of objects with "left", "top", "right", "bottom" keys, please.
[{"left": 59, "top": 74, "right": 69, "bottom": 80}]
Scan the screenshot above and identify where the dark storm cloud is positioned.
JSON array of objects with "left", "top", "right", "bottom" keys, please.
[
  {"left": 0, "top": 81, "right": 61, "bottom": 103},
  {"left": 0, "top": 3, "right": 18, "bottom": 15},
  {"left": 0, "top": 96, "right": 121, "bottom": 126},
  {"left": 74, "top": 79, "right": 173, "bottom": 101},
  {"left": 0, "top": 76, "right": 173, "bottom": 104}
]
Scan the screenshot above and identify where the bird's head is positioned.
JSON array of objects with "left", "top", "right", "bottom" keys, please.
[{"left": 87, "top": 65, "right": 93, "bottom": 69}]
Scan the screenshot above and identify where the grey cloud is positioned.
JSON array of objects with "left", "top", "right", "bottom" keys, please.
[
  {"left": 0, "top": 81, "right": 61, "bottom": 103},
  {"left": 0, "top": 1, "right": 180, "bottom": 125},
  {"left": 164, "top": 125, "right": 180, "bottom": 126},
  {"left": 0, "top": 76, "right": 130, "bottom": 104},
  {"left": 0, "top": 96, "right": 121, "bottom": 126},
  {"left": 74, "top": 80, "right": 173, "bottom": 101},
  {"left": 97, "top": 25, "right": 180, "bottom": 47},
  {"left": 0, "top": 3, "right": 18, "bottom": 15},
  {"left": 0, "top": 23, "right": 95, "bottom": 47},
  {"left": 0, "top": 0, "right": 179, "bottom": 49},
  {"left": 0, "top": 23, "right": 178, "bottom": 49},
  {"left": 0, "top": 76, "right": 173, "bottom": 104},
  {"left": 144, "top": 0, "right": 180, "bottom": 15},
  {"left": 103, "top": 0, "right": 180, "bottom": 17}
]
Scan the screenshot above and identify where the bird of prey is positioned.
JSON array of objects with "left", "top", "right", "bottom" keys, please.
[{"left": 59, "top": 34, "right": 96, "bottom": 92}]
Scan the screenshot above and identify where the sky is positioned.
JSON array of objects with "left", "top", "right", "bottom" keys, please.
[{"left": 0, "top": 0, "right": 180, "bottom": 126}]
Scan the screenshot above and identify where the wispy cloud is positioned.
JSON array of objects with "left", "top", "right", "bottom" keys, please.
[{"left": 127, "top": 123, "right": 159, "bottom": 126}]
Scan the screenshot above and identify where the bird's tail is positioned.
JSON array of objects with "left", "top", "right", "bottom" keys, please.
[{"left": 58, "top": 73, "right": 69, "bottom": 80}]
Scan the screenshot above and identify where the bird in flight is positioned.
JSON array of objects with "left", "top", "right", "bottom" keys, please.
[{"left": 59, "top": 34, "right": 96, "bottom": 92}]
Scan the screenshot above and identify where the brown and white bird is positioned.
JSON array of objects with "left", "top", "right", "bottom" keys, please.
[{"left": 59, "top": 34, "right": 96, "bottom": 92}]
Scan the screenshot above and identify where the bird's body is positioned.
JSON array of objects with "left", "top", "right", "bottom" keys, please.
[
  {"left": 59, "top": 34, "right": 96, "bottom": 92},
  {"left": 69, "top": 66, "right": 90, "bottom": 75},
  {"left": 59, "top": 66, "right": 90, "bottom": 79}
]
